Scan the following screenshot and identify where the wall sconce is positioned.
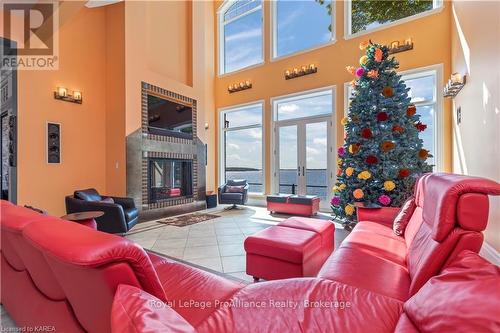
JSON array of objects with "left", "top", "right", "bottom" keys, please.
[
  {"left": 228, "top": 80, "right": 252, "bottom": 93},
  {"left": 285, "top": 64, "right": 317, "bottom": 80},
  {"left": 54, "top": 87, "right": 82, "bottom": 104},
  {"left": 444, "top": 73, "right": 466, "bottom": 98},
  {"left": 387, "top": 38, "right": 413, "bottom": 55}
]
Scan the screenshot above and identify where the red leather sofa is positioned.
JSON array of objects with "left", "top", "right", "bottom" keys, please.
[{"left": 1, "top": 173, "right": 499, "bottom": 332}]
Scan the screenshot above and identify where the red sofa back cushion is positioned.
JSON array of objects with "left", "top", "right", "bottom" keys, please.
[
  {"left": 112, "top": 285, "right": 195, "bottom": 333},
  {"left": 22, "top": 219, "right": 166, "bottom": 333},
  {"left": 403, "top": 251, "right": 500, "bottom": 332}
]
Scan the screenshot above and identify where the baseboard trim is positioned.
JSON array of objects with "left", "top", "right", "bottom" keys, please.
[{"left": 480, "top": 242, "right": 500, "bottom": 265}]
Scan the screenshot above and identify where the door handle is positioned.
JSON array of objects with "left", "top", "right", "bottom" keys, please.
[{"left": 297, "top": 166, "right": 300, "bottom": 176}]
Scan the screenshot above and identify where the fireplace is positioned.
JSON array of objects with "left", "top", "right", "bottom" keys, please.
[{"left": 148, "top": 158, "right": 193, "bottom": 204}]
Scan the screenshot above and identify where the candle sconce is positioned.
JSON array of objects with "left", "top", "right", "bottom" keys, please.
[
  {"left": 228, "top": 80, "right": 252, "bottom": 93},
  {"left": 54, "top": 87, "right": 82, "bottom": 104},
  {"left": 285, "top": 64, "right": 317, "bottom": 80},
  {"left": 388, "top": 38, "right": 414, "bottom": 55},
  {"left": 444, "top": 73, "right": 466, "bottom": 98}
]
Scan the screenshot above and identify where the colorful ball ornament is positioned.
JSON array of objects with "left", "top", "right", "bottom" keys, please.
[
  {"left": 345, "top": 205, "right": 355, "bottom": 216},
  {"left": 383, "top": 180, "right": 396, "bottom": 191},
  {"left": 367, "top": 70, "right": 379, "bottom": 79},
  {"left": 359, "top": 40, "right": 369, "bottom": 50},
  {"left": 377, "top": 112, "right": 389, "bottom": 121},
  {"left": 359, "top": 55, "right": 369, "bottom": 66},
  {"left": 407, "top": 105, "right": 417, "bottom": 117},
  {"left": 415, "top": 122, "right": 427, "bottom": 132},
  {"left": 361, "top": 128, "right": 373, "bottom": 139},
  {"left": 357, "top": 171, "right": 372, "bottom": 180},
  {"left": 349, "top": 143, "right": 361, "bottom": 154},
  {"left": 392, "top": 125, "right": 404, "bottom": 134},
  {"left": 353, "top": 189, "right": 364, "bottom": 199},
  {"left": 338, "top": 147, "right": 346, "bottom": 157},
  {"left": 399, "top": 168, "right": 410, "bottom": 178},
  {"left": 366, "top": 155, "right": 378, "bottom": 165},
  {"left": 331, "top": 196, "right": 341, "bottom": 206},
  {"left": 382, "top": 86, "right": 394, "bottom": 97},
  {"left": 378, "top": 195, "right": 391, "bottom": 206},
  {"left": 374, "top": 48, "right": 383, "bottom": 62},
  {"left": 418, "top": 149, "right": 429, "bottom": 160},
  {"left": 341, "top": 117, "right": 349, "bottom": 126},
  {"left": 346, "top": 66, "right": 356, "bottom": 75},
  {"left": 381, "top": 141, "right": 395, "bottom": 152},
  {"left": 345, "top": 167, "right": 354, "bottom": 177},
  {"left": 355, "top": 67, "right": 365, "bottom": 77}
]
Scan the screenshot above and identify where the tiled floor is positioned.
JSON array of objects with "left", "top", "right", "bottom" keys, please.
[{"left": 126, "top": 205, "right": 348, "bottom": 282}]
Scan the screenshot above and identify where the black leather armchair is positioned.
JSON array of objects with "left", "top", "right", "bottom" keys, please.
[
  {"left": 218, "top": 179, "right": 249, "bottom": 209},
  {"left": 65, "top": 188, "right": 138, "bottom": 234}
]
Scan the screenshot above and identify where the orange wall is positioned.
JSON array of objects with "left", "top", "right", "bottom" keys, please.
[
  {"left": 213, "top": 1, "right": 452, "bottom": 193},
  {"left": 450, "top": 1, "right": 500, "bottom": 250},
  {"left": 105, "top": 2, "right": 126, "bottom": 196},
  {"left": 11, "top": 2, "right": 108, "bottom": 215}
]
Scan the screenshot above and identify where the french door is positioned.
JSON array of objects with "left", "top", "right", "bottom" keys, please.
[{"left": 275, "top": 117, "right": 333, "bottom": 209}]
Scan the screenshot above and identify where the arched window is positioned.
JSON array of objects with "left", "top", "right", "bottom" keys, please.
[{"left": 218, "top": 0, "right": 263, "bottom": 75}]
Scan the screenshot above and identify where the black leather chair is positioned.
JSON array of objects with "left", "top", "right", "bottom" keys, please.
[
  {"left": 65, "top": 188, "right": 138, "bottom": 234},
  {"left": 218, "top": 179, "right": 249, "bottom": 209}
]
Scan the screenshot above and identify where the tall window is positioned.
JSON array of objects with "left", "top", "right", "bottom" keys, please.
[
  {"left": 220, "top": 103, "right": 263, "bottom": 193},
  {"left": 273, "top": 0, "right": 333, "bottom": 58},
  {"left": 347, "top": 0, "right": 442, "bottom": 36},
  {"left": 219, "top": 0, "right": 263, "bottom": 74},
  {"left": 403, "top": 69, "right": 440, "bottom": 168},
  {"left": 344, "top": 67, "right": 441, "bottom": 169}
]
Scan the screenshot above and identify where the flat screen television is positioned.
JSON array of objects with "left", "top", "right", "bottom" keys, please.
[{"left": 147, "top": 94, "right": 193, "bottom": 139}]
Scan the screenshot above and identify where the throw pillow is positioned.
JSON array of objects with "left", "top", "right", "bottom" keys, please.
[
  {"left": 100, "top": 197, "right": 114, "bottom": 204},
  {"left": 404, "top": 250, "right": 500, "bottom": 332},
  {"left": 393, "top": 196, "right": 416, "bottom": 236},
  {"left": 226, "top": 185, "right": 245, "bottom": 193}
]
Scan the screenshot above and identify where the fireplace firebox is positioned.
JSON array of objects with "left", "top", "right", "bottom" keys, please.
[{"left": 148, "top": 158, "right": 193, "bottom": 204}]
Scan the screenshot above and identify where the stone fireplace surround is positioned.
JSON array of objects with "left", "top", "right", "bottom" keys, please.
[{"left": 127, "top": 82, "right": 206, "bottom": 222}]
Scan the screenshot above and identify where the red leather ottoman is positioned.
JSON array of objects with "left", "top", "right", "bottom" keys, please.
[
  {"left": 267, "top": 195, "right": 320, "bottom": 217},
  {"left": 245, "top": 218, "right": 334, "bottom": 281}
]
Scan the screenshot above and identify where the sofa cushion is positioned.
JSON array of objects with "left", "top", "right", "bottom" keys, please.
[
  {"left": 404, "top": 250, "right": 500, "bottom": 332},
  {"left": 266, "top": 194, "right": 290, "bottom": 203},
  {"left": 74, "top": 188, "right": 102, "bottom": 202},
  {"left": 244, "top": 226, "right": 321, "bottom": 264},
  {"left": 226, "top": 179, "right": 247, "bottom": 187},
  {"left": 393, "top": 196, "right": 416, "bottom": 236},
  {"left": 288, "top": 195, "right": 318, "bottom": 205},
  {"left": 112, "top": 284, "right": 195, "bottom": 333},
  {"left": 340, "top": 222, "right": 407, "bottom": 266},
  {"left": 220, "top": 192, "right": 243, "bottom": 201},
  {"left": 100, "top": 197, "right": 114, "bottom": 204},
  {"left": 148, "top": 252, "right": 242, "bottom": 327},
  {"left": 226, "top": 185, "right": 245, "bottom": 193},
  {"left": 318, "top": 246, "right": 410, "bottom": 301},
  {"left": 197, "top": 278, "right": 404, "bottom": 333}
]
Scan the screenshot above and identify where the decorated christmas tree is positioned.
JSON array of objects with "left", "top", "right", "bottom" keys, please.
[{"left": 332, "top": 41, "right": 432, "bottom": 229}]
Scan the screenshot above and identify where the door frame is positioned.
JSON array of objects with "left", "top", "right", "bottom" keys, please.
[{"left": 270, "top": 86, "right": 336, "bottom": 210}]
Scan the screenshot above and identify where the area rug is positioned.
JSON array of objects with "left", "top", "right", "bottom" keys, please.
[{"left": 156, "top": 213, "right": 220, "bottom": 227}]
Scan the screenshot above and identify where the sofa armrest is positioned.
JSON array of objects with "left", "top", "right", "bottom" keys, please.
[
  {"left": 108, "top": 196, "right": 136, "bottom": 210},
  {"left": 356, "top": 207, "right": 400, "bottom": 226}
]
